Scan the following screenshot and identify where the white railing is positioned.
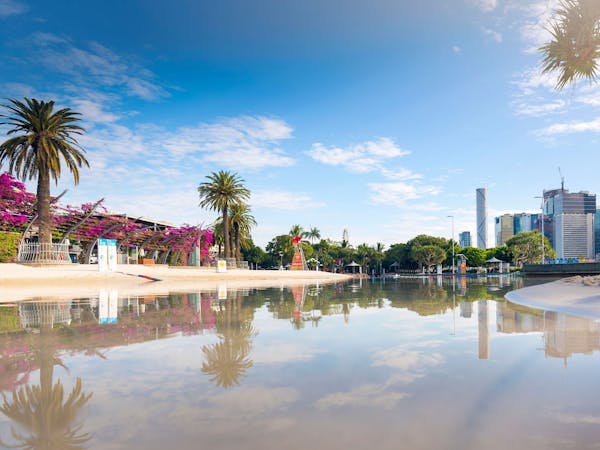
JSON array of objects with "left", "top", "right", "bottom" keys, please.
[{"left": 17, "top": 242, "right": 72, "bottom": 264}]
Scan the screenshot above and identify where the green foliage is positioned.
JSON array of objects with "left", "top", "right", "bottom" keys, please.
[
  {"left": 506, "top": 231, "right": 555, "bottom": 265},
  {"left": 0, "top": 231, "right": 21, "bottom": 262},
  {"left": 460, "top": 246, "right": 487, "bottom": 267},
  {"left": 539, "top": 0, "right": 600, "bottom": 89},
  {"left": 412, "top": 245, "right": 446, "bottom": 270}
]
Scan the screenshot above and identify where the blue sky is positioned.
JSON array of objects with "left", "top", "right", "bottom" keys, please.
[{"left": 1, "top": 0, "right": 599, "bottom": 247}]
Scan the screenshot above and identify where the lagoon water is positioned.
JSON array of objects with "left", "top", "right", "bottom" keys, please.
[{"left": 1, "top": 277, "right": 600, "bottom": 449}]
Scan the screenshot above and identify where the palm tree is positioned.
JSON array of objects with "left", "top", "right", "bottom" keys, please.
[
  {"left": 289, "top": 224, "right": 305, "bottom": 238},
  {"left": 0, "top": 98, "right": 89, "bottom": 251},
  {"left": 228, "top": 203, "right": 256, "bottom": 262},
  {"left": 540, "top": 0, "right": 600, "bottom": 89},
  {"left": 198, "top": 171, "right": 250, "bottom": 260},
  {"left": 306, "top": 226, "right": 321, "bottom": 244}
]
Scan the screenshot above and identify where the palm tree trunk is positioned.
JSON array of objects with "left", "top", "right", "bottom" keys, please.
[
  {"left": 37, "top": 168, "right": 52, "bottom": 261},
  {"left": 235, "top": 224, "right": 241, "bottom": 262},
  {"left": 222, "top": 206, "right": 230, "bottom": 260}
]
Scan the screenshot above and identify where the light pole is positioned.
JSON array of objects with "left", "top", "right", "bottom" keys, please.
[
  {"left": 447, "top": 215, "right": 455, "bottom": 274},
  {"left": 279, "top": 252, "right": 283, "bottom": 270},
  {"left": 534, "top": 195, "right": 548, "bottom": 264}
]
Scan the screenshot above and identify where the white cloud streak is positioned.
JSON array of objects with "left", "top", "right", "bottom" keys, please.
[
  {"left": 307, "top": 137, "right": 410, "bottom": 174},
  {"left": 0, "top": 0, "right": 26, "bottom": 17},
  {"left": 367, "top": 181, "right": 441, "bottom": 207},
  {"left": 250, "top": 190, "right": 324, "bottom": 210}
]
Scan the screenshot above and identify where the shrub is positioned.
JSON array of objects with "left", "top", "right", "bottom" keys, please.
[{"left": 0, "top": 232, "right": 21, "bottom": 262}]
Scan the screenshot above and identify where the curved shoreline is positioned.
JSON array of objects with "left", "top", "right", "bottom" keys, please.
[
  {"left": 505, "top": 278, "right": 600, "bottom": 321},
  {"left": 0, "top": 263, "right": 352, "bottom": 302}
]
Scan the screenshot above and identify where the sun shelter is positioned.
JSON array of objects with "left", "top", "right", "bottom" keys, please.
[
  {"left": 486, "top": 257, "right": 506, "bottom": 273},
  {"left": 345, "top": 261, "right": 362, "bottom": 274}
]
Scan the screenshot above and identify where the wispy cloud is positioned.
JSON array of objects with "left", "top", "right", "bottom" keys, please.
[
  {"left": 251, "top": 190, "right": 324, "bottom": 210},
  {"left": 537, "top": 117, "right": 600, "bottom": 135},
  {"left": 367, "top": 181, "right": 441, "bottom": 208},
  {"left": 28, "top": 33, "right": 169, "bottom": 100},
  {"left": 452, "top": 45, "right": 462, "bottom": 54},
  {"left": 482, "top": 27, "right": 503, "bottom": 43},
  {"left": 162, "top": 116, "right": 296, "bottom": 170},
  {"left": 468, "top": 0, "right": 498, "bottom": 13},
  {"left": 0, "top": 0, "right": 27, "bottom": 18},
  {"left": 307, "top": 137, "right": 410, "bottom": 175}
]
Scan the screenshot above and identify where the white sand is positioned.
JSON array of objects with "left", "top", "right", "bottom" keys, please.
[
  {"left": 506, "top": 279, "right": 600, "bottom": 321},
  {"left": 0, "top": 263, "right": 352, "bottom": 302}
]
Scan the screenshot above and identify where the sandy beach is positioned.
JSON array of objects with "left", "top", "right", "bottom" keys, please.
[
  {"left": 506, "top": 277, "right": 600, "bottom": 321},
  {"left": 0, "top": 263, "right": 352, "bottom": 302}
]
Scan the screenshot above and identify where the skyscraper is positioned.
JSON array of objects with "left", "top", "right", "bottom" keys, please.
[
  {"left": 495, "top": 214, "right": 514, "bottom": 246},
  {"left": 476, "top": 188, "right": 488, "bottom": 249},
  {"left": 543, "top": 189, "right": 596, "bottom": 259},
  {"left": 459, "top": 231, "right": 471, "bottom": 248}
]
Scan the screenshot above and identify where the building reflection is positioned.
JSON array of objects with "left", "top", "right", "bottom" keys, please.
[
  {"left": 496, "top": 302, "right": 600, "bottom": 361},
  {"left": 478, "top": 300, "right": 489, "bottom": 360}
]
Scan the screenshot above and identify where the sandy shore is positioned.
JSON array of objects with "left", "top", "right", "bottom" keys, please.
[
  {"left": 506, "top": 278, "right": 600, "bottom": 321},
  {"left": 0, "top": 263, "right": 352, "bottom": 302}
]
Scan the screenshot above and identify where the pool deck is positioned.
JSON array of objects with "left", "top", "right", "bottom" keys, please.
[
  {"left": 0, "top": 263, "right": 352, "bottom": 302},
  {"left": 506, "top": 276, "right": 600, "bottom": 321}
]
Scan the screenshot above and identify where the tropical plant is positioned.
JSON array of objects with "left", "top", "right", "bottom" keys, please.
[
  {"left": 506, "top": 231, "right": 555, "bottom": 266},
  {"left": 288, "top": 224, "right": 305, "bottom": 238},
  {"left": 228, "top": 203, "right": 256, "bottom": 262},
  {"left": 198, "top": 171, "right": 250, "bottom": 259},
  {"left": 0, "top": 98, "right": 89, "bottom": 249},
  {"left": 540, "top": 0, "right": 600, "bottom": 89},
  {"left": 306, "top": 226, "right": 321, "bottom": 244}
]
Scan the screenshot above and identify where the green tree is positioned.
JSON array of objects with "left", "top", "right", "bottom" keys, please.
[
  {"left": 412, "top": 245, "right": 446, "bottom": 272},
  {"left": 0, "top": 98, "right": 89, "bottom": 250},
  {"left": 540, "top": 0, "right": 600, "bottom": 89},
  {"left": 306, "top": 226, "right": 321, "bottom": 244},
  {"left": 198, "top": 171, "right": 250, "bottom": 259},
  {"left": 506, "top": 231, "right": 555, "bottom": 266},
  {"left": 461, "top": 246, "right": 487, "bottom": 267},
  {"left": 228, "top": 202, "right": 256, "bottom": 262}
]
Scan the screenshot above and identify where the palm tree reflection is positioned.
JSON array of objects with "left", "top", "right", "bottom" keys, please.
[
  {"left": 201, "top": 294, "right": 256, "bottom": 388},
  {"left": 0, "top": 302, "right": 93, "bottom": 449}
]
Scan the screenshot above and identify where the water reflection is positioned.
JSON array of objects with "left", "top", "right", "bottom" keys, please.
[
  {"left": 497, "top": 301, "right": 600, "bottom": 361},
  {"left": 201, "top": 293, "right": 257, "bottom": 388},
  {"left": 0, "top": 302, "right": 92, "bottom": 449},
  {"left": 0, "top": 277, "right": 599, "bottom": 449}
]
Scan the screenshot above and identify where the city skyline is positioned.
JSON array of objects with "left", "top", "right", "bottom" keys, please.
[{"left": 2, "top": 0, "right": 600, "bottom": 247}]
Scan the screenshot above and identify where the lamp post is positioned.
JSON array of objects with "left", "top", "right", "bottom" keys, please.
[
  {"left": 279, "top": 251, "right": 283, "bottom": 270},
  {"left": 534, "top": 195, "right": 547, "bottom": 264},
  {"left": 447, "top": 215, "right": 455, "bottom": 274}
]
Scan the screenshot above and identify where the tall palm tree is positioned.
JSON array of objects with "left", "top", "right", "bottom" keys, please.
[
  {"left": 0, "top": 98, "right": 89, "bottom": 249},
  {"left": 228, "top": 203, "right": 257, "bottom": 262},
  {"left": 306, "top": 226, "right": 321, "bottom": 244},
  {"left": 289, "top": 224, "right": 305, "bottom": 238},
  {"left": 198, "top": 171, "right": 250, "bottom": 260},
  {"left": 540, "top": 0, "right": 600, "bottom": 89}
]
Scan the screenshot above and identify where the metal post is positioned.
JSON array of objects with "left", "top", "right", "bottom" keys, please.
[{"left": 448, "top": 215, "right": 455, "bottom": 274}]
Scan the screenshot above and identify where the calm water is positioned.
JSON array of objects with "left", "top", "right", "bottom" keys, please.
[{"left": 1, "top": 276, "right": 600, "bottom": 450}]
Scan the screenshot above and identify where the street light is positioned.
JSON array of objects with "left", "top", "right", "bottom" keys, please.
[
  {"left": 534, "top": 195, "right": 548, "bottom": 264},
  {"left": 447, "top": 215, "right": 455, "bottom": 274},
  {"left": 279, "top": 252, "right": 283, "bottom": 270}
]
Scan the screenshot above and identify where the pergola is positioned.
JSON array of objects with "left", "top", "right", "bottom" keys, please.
[{"left": 0, "top": 172, "right": 213, "bottom": 265}]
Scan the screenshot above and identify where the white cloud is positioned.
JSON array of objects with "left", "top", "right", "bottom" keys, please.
[
  {"left": 251, "top": 190, "right": 325, "bottom": 210},
  {"left": 519, "top": 0, "right": 560, "bottom": 53},
  {"left": 537, "top": 117, "right": 600, "bottom": 135},
  {"left": 162, "top": 116, "right": 296, "bottom": 170},
  {"left": 71, "top": 99, "right": 120, "bottom": 124},
  {"left": 316, "top": 384, "right": 408, "bottom": 410},
  {"left": 555, "top": 413, "right": 600, "bottom": 425},
  {"left": 0, "top": 0, "right": 26, "bottom": 17},
  {"left": 371, "top": 348, "right": 444, "bottom": 370},
  {"left": 452, "top": 45, "right": 462, "bottom": 54},
  {"left": 29, "top": 33, "right": 168, "bottom": 101},
  {"left": 307, "top": 137, "right": 410, "bottom": 174},
  {"left": 482, "top": 27, "right": 503, "bottom": 43},
  {"left": 367, "top": 181, "right": 441, "bottom": 207},
  {"left": 513, "top": 99, "right": 565, "bottom": 117},
  {"left": 469, "top": 0, "right": 498, "bottom": 13}
]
